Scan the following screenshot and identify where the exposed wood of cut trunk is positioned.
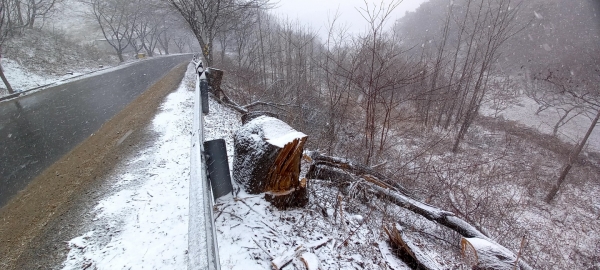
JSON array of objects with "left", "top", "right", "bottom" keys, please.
[
  {"left": 265, "top": 137, "right": 308, "bottom": 209},
  {"left": 267, "top": 138, "right": 306, "bottom": 191},
  {"left": 233, "top": 116, "right": 309, "bottom": 209}
]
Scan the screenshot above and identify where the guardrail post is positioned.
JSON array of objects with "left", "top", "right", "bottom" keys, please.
[
  {"left": 200, "top": 77, "right": 209, "bottom": 114},
  {"left": 204, "top": 139, "right": 233, "bottom": 200}
]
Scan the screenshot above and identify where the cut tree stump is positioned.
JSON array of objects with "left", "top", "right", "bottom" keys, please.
[
  {"left": 205, "top": 68, "right": 224, "bottom": 99},
  {"left": 233, "top": 116, "right": 308, "bottom": 209}
]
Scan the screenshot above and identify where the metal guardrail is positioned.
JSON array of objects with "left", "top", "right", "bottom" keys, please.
[{"left": 188, "top": 59, "right": 221, "bottom": 270}]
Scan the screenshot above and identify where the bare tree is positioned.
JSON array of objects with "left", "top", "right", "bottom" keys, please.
[
  {"left": 0, "top": 3, "right": 14, "bottom": 94},
  {"left": 0, "top": 0, "right": 61, "bottom": 34},
  {"left": 23, "top": 0, "right": 62, "bottom": 29},
  {"left": 85, "top": 0, "right": 138, "bottom": 62},
  {"left": 157, "top": 26, "right": 170, "bottom": 55},
  {"left": 350, "top": 0, "right": 417, "bottom": 165},
  {"left": 133, "top": 14, "right": 160, "bottom": 57},
  {"left": 319, "top": 12, "right": 354, "bottom": 155},
  {"left": 408, "top": 0, "right": 525, "bottom": 152},
  {"left": 449, "top": 0, "right": 524, "bottom": 152},
  {"left": 533, "top": 56, "right": 600, "bottom": 202},
  {"left": 173, "top": 35, "right": 190, "bottom": 53},
  {"left": 525, "top": 77, "right": 586, "bottom": 137},
  {"left": 166, "top": 14, "right": 196, "bottom": 54},
  {"left": 168, "top": 0, "right": 271, "bottom": 66}
]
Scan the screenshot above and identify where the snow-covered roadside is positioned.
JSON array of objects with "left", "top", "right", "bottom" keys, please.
[
  {"left": 1, "top": 57, "right": 92, "bottom": 92},
  {"left": 60, "top": 64, "right": 196, "bottom": 269}
]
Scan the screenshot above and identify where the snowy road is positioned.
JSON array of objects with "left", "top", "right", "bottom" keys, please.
[{"left": 0, "top": 54, "right": 191, "bottom": 207}]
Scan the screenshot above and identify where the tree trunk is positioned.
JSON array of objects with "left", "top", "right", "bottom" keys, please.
[
  {"left": 205, "top": 68, "right": 224, "bottom": 99},
  {"left": 28, "top": 3, "right": 36, "bottom": 29},
  {"left": 233, "top": 116, "right": 309, "bottom": 209},
  {"left": 0, "top": 63, "right": 14, "bottom": 94},
  {"left": 546, "top": 108, "right": 600, "bottom": 202}
]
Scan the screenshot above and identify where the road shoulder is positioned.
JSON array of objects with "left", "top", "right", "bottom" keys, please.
[{"left": 0, "top": 62, "right": 188, "bottom": 270}]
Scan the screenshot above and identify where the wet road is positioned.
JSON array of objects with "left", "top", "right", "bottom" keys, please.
[{"left": 0, "top": 55, "right": 191, "bottom": 207}]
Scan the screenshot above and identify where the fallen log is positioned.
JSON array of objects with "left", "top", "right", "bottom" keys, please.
[
  {"left": 307, "top": 154, "right": 533, "bottom": 270},
  {"left": 306, "top": 153, "right": 413, "bottom": 196},
  {"left": 233, "top": 116, "right": 308, "bottom": 209},
  {"left": 378, "top": 240, "right": 407, "bottom": 270},
  {"left": 300, "top": 252, "right": 319, "bottom": 270},
  {"left": 461, "top": 237, "right": 522, "bottom": 270},
  {"left": 384, "top": 224, "right": 443, "bottom": 270}
]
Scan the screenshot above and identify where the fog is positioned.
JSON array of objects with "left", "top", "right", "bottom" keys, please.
[{"left": 274, "top": 0, "right": 429, "bottom": 38}]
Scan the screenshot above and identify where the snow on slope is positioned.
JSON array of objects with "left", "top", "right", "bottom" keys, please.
[
  {"left": 481, "top": 95, "right": 600, "bottom": 152},
  {"left": 45, "top": 0, "right": 99, "bottom": 43},
  {"left": 1, "top": 58, "right": 87, "bottom": 93}
]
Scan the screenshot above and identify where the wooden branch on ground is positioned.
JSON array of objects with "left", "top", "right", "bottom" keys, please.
[
  {"left": 271, "top": 243, "right": 322, "bottom": 270},
  {"left": 307, "top": 154, "right": 533, "bottom": 270},
  {"left": 208, "top": 92, "right": 248, "bottom": 114},
  {"left": 306, "top": 153, "right": 413, "bottom": 196},
  {"left": 300, "top": 252, "right": 319, "bottom": 270},
  {"left": 306, "top": 238, "right": 331, "bottom": 250},
  {"left": 271, "top": 245, "right": 306, "bottom": 269},
  {"left": 203, "top": 69, "right": 299, "bottom": 116}
]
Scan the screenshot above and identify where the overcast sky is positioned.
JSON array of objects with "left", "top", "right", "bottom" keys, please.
[{"left": 272, "top": 0, "right": 429, "bottom": 38}]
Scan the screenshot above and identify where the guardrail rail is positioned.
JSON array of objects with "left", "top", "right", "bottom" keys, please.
[{"left": 188, "top": 59, "right": 221, "bottom": 270}]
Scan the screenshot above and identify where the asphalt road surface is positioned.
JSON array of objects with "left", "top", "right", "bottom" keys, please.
[{"left": 0, "top": 54, "right": 191, "bottom": 207}]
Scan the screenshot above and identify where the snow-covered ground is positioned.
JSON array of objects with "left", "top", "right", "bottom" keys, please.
[
  {"left": 1, "top": 58, "right": 97, "bottom": 93},
  {"left": 61, "top": 64, "right": 196, "bottom": 269},
  {"left": 55, "top": 63, "right": 598, "bottom": 270},
  {"left": 481, "top": 95, "right": 600, "bottom": 152}
]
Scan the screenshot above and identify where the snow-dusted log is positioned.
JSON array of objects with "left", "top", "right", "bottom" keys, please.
[
  {"left": 307, "top": 154, "right": 533, "bottom": 270},
  {"left": 300, "top": 252, "right": 319, "bottom": 270},
  {"left": 306, "top": 153, "right": 413, "bottom": 196},
  {"left": 461, "top": 237, "right": 522, "bottom": 270},
  {"left": 234, "top": 116, "right": 308, "bottom": 209},
  {"left": 384, "top": 224, "right": 443, "bottom": 270}
]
